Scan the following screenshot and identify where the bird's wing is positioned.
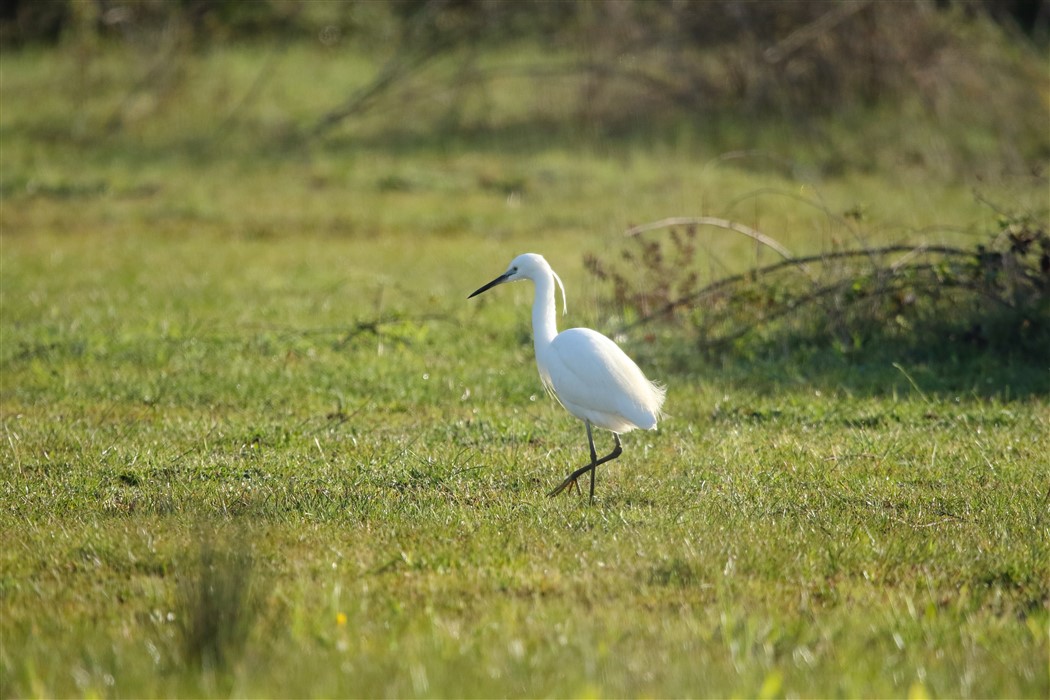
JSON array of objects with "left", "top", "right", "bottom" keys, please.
[{"left": 544, "top": 328, "right": 663, "bottom": 430}]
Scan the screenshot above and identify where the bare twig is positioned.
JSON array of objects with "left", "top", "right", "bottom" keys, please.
[
  {"left": 306, "top": 58, "right": 702, "bottom": 131},
  {"left": 764, "top": 1, "right": 874, "bottom": 64},
  {"left": 705, "top": 150, "right": 800, "bottom": 177},
  {"left": 306, "top": 0, "right": 453, "bottom": 140},
  {"left": 625, "top": 216, "right": 811, "bottom": 275},
  {"left": 214, "top": 42, "right": 289, "bottom": 138}
]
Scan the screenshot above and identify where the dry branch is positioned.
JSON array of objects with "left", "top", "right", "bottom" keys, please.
[
  {"left": 620, "top": 243, "right": 974, "bottom": 334},
  {"left": 625, "top": 216, "right": 810, "bottom": 274}
]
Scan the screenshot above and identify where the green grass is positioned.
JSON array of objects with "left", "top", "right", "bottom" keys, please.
[{"left": 2, "top": 37, "right": 1048, "bottom": 698}]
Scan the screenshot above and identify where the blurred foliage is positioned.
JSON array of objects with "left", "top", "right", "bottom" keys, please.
[
  {"left": 7, "top": 1, "right": 1044, "bottom": 174},
  {"left": 3, "top": 0, "right": 1048, "bottom": 47}
]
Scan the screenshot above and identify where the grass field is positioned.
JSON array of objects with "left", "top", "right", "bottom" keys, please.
[{"left": 2, "top": 34, "right": 1048, "bottom": 698}]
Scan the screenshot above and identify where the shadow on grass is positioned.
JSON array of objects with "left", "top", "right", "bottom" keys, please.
[{"left": 672, "top": 328, "right": 1050, "bottom": 401}]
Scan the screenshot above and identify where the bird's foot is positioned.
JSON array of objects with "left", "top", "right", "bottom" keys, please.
[
  {"left": 549, "top": 462, "right": 597, "bottom": 498},
  {"left": 547, "top": 475, "right": 581, "bottom": 498}
]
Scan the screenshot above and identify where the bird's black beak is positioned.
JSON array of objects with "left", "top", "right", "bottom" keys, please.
[{"left": 468, "top": 272, "right": 511, "bottom": 299}]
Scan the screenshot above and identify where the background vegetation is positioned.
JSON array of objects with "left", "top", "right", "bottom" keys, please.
[{"left": 2, "top": 1, "right": 1048, "bottom": 697}]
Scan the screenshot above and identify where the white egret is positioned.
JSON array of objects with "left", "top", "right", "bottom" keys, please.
[{"left": 469, "top": 253, "right": 666, "bottom": 501}]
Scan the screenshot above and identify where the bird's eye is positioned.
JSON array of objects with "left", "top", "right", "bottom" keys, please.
[{"left": 510, "top": 267, "right": 518, "bottom": 274}]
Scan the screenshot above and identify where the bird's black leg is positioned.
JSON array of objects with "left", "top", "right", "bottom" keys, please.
[
  {"left": 589, "top": 433, "right": 622, "bottom": 503},
  {"left": 587, "top": 422, "right": 598, "bottom": 501},
  {"left": 548, "top": 421, "right": 595, "bottom": 498},
  {"left": 548, "top": 425, "right": 623, "bottom": 502},
  {"left": 573, "top": 422, "right": 598, "bottom": 497}
]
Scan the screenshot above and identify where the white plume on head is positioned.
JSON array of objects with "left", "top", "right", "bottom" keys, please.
[{"left": 551, "top": 268, "right": 567, "bottom": 316}]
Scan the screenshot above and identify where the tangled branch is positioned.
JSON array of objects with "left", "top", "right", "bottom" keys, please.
[{"left": 586, "top": 212, "right": 1050, "bottom": 356}]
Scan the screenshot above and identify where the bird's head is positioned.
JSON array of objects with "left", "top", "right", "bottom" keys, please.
[{"left": 468, "top": 253, "right": 566, "bottom": 314}]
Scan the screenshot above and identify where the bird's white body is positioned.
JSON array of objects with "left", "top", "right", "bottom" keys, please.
[{"left": 543, "top": 328, "right": 662, "bottom": 432}]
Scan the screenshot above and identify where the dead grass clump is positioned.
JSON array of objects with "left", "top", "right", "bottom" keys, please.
[{"left": 176, "top": 526, "right": 263, "bottom": 674}]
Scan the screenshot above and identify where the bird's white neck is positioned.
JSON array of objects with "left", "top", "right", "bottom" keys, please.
[{"left": 531, "top": 269, "right": 559, "bottom": 351}]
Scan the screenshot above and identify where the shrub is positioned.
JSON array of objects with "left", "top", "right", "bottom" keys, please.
[{"left": 585, "top": 212, "right": 1050, "bottom": 363}]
